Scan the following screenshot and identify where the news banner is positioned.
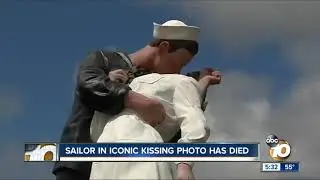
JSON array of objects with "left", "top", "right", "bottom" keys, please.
[{"left": 24, "top": 134, "right": 299, "bottom": 173}]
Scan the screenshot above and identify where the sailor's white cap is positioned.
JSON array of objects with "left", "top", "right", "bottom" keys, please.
[{"left": 153, "top": 20, "right": 200, "bottom": 41}]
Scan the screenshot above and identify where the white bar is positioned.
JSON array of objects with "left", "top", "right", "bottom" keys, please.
[
  {"left": 60, "top": 156, "right": 259, "bottom": 162},
  {"left": 261, "top": 162, "right": 281, "bottom": 172}
]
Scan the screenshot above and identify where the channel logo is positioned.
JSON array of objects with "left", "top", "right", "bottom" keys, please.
[
  {"left": 24, "top": 143, "right": 57, "bottom": 162},
  {"left": 265, "top": 134, "right": 291, "bottom": 161}
]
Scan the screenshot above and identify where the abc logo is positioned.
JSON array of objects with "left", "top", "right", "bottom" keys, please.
[
  {"left": 265, "top": 134, "right": 279, "bottom": 147},
  {"left": 266, "top": 134, "right": 291, "bottom": 161}
]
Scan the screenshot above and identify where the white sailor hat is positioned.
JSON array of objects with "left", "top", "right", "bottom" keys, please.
[{"left": 153, "top": 20, "right": 200, "bottom": 41}]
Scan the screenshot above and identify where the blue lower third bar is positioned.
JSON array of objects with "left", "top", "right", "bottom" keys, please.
[{"left": 280, "top": 162, "right": 300, "bottom": 172}]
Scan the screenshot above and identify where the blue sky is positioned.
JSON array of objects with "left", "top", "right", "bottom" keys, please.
[{"left": 2, "top": 1, "right": 314, "bottom": 179}]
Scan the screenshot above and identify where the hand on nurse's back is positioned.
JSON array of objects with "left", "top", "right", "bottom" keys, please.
[
  {"left": 125, "top": 91, "right": 166, "bottom": 127},
  {"left": 139, "top": 97, "right": 166, "bottom": 127},
  {"left": 109, "top": 69, "right": 129, "bottom": 83}
]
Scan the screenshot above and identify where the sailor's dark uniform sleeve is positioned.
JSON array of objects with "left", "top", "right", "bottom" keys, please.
[{"left": 76, "top": 51, "right": 131, "bottom": 115}]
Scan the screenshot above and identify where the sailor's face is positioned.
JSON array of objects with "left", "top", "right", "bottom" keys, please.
[
  {"left": 157, "top": 41, "right": 195, "bottom": 73},
  {"left": 167, "top": 49, "right": 194, "bottom": 69}
]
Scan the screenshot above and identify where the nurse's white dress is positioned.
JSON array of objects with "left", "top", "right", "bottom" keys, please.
[{"left": 89, "top": 73, "right": 210, "bottom": 179}]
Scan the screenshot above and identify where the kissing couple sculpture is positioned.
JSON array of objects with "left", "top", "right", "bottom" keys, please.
[
  {"left": 53, "top": 20, "right": 222, "bottom": 180},
  {"left": 90, "top": 21, "right": 222, "bottom": 179}
]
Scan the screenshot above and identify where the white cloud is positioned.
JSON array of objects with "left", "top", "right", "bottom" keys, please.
[
  {"left": 181, "top": 1, "right": 320, "bottom": 53},
  {"left": 282, "top": 39, "right": 320, "bottom": 76},
  {"left": 175, "top": 1, "right": 320, "bottom": 178},
  {"left": 193, "top": 71, "right": 320, "bottom": 178},
  {"left": 204, "top": 72, "right": 271, "bottom": 142}
]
